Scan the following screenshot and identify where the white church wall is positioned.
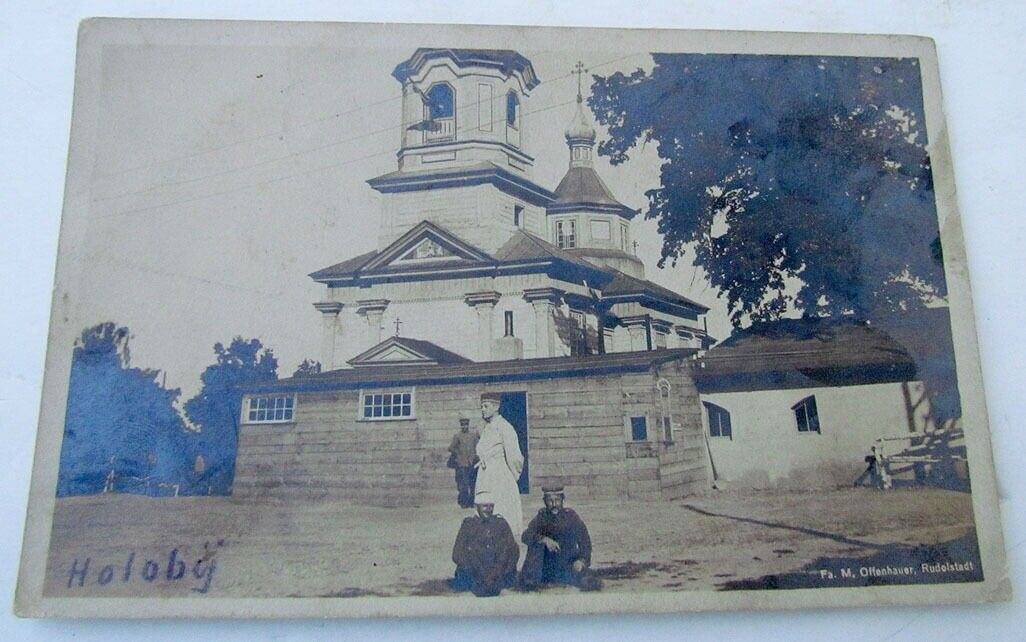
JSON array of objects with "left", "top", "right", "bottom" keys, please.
[{"left": 699, "top": 381, "right": 921, "bottom": 488}]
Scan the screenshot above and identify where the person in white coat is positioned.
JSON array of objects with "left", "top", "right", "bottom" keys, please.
[{"left": 474, "top": 392, "right": 524, "bottom": 535}]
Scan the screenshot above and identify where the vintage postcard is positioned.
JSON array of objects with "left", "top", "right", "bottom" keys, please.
[{"left": 15, "top": 19, "right": 1009, "bottom": 617}]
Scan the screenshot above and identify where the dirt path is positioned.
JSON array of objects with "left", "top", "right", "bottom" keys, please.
[{"left": 44, "top": 487, "right": 979, "bottom": 598}]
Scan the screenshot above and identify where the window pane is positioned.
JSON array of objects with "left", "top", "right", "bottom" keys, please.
[
  {"left": 722, "top": 412, "right": 732, "bottom": 439},
  {"left": 506, "top": 92, "right": 518, "bottom": 126},
  {"left": 427, "top": 84, "right": 453, "bottom": 119},
  {"left": 630, "top": 416, "right": 647, "bottom": 442}
]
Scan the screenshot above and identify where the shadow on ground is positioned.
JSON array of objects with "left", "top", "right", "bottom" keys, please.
[{"left": 721, "top": 531, "right": 983, "bottom": 590}]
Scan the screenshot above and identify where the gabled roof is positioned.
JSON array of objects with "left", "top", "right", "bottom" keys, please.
[
  {"left": 310, "top": 221, "right": 493, "bottom": 282},
  {"left": 247, "top": 349, "right": 696, "bottom": 394},
  {"left": 392, "top": 49, "right": 540, "bottom": 90},
  {"left": 548, "top": 166, "right": 637, "bottom": 218},
  {"left": 310, "top": 221, "right": 613, "bottom": 287},
  {"left": 600, "top": 271, "right": 709, "bottom": 317},
  {"left": 347, "top": 336, "right": 472, "bottom": 367},
  {"left": 696, "top": 316, "right": 922, "bottom": 393}
]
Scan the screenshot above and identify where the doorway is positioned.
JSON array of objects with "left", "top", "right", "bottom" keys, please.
[{"left": 499, "top": 391, "right": 529, "bottom": 494}]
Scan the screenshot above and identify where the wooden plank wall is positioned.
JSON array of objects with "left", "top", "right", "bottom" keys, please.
[{"left": 233, "top": 360, "right": 710, "bottom": 504}]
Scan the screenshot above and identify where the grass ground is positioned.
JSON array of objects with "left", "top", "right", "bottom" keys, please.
[{"left": 44, "top": 486, "right": 980, "bottom": 598}]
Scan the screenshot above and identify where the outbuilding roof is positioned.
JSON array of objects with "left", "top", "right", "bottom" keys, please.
[{"left": 247, "top": 348, "right": 696, "bottom": 393}]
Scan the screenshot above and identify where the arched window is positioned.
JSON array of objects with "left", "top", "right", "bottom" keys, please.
[
  {"left": 657, "top": 379, "right": 673, "bottom": 441},
  {"left": 506, "top": 91, "right": 519, "bottom": 128},
  {"left": 425, "top": 83, "right": 454, "bottom": 120},
  {"left": 703, "top": 401, "right": 732, "bottom": 439}
]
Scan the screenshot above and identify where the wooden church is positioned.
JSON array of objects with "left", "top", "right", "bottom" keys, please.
[{"left": 233, "top": 48, "right": 716, "bottom": 504}]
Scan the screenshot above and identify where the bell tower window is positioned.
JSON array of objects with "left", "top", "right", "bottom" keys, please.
[
  {"left": 556, "top": 220, "right": 576, "bottom": 249},
  {"left": 424, "top": 83, "right": 455, "bottom": 143},
  {"left": 506, "top": 91, "right": 519, "bottom": 128}
]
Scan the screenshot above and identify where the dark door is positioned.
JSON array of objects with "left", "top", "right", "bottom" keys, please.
[{"left": 499, "top": 392, "right": 529, "bottom": 494}]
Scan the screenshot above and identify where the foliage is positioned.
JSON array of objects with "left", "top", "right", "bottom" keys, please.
[
  {"left": 184, "top": 337, "right": 278, "bottom": 494},
  {"left": 58, "top": 323, "right": 189, "bottom": 496},
  {"left": 589, "top": 54, "right": 946, "bottom": 326},
  {"left": 292, "top": 359, "right": 322, "bottom": 377}
]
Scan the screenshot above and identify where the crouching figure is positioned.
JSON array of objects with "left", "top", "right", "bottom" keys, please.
[
  {"left": 450, "top": 490, "right": 520, "bottom": 597},
  {"left": 519, "top": 485, "right": 601, "bottom": 592}
]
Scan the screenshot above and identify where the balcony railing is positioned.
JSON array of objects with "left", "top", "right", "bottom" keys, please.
[{"left": 424, "top": 117, "right": 455, "bottom": 143}]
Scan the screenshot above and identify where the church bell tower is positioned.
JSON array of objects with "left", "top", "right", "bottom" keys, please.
[{"left": 368, "top": 49, "right": 554, "bottom": 254}]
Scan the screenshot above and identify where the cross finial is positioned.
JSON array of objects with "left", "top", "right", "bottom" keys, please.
[
  {"left": 393, "top": 317, "right": 403, "bottom": 337},
  {"left": 572, "top": 61, "right": 588, "bottom": 103}
]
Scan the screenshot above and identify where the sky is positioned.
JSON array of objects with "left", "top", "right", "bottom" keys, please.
[{"left": 72, "top": 42, "right": 727, "bottom": 398}]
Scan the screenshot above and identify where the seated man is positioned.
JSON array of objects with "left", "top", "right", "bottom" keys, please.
[
  {"left": 450, "top": 490, "right": 520, "bottom": 597},
  {"left": 519, "top": 485, "right": 601, "bottom": 592}
]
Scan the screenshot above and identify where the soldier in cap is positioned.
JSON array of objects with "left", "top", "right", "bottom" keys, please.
[
  {"left": 474, "top": 391, "right": 524, "bottom": 533},
  {"left": 449, "top": 489, "right": 520, "bottom": 597},
  {"left": 448, "top": 414, "right": 480, "bottom": 508},
  {"left": 519, "top": 485, "right": 601, "bottom": 592}
]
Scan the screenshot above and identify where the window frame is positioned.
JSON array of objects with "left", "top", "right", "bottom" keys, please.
[
  {"left": 792, "top": 395, "right": 821, "bottom": 434},
  {"left": 628, "top": 415, "right": 649, "bottom": 443},
  {"left": 242, "top": 394, "right": 296, "bottom": 425},
  {"left": 513, "top": 204, "right": 525, "bottom": 228},
  {"left": 506, "top": 91, "right": 520, "bottom": 129},
  {"left": 358, "top": 388, "right": 417, "bottom": 422},
  {"left": 555, "top": 218, "right": 577, "bottom": 249},
  {"left": 424, "top": 82, "right": 455, "bottom": 121},
  {"left": 590, "top": 218, "right": 611, "bottom": 241},
  {"left": 703, "top": 401, "right": 733, "bottom": 440}
]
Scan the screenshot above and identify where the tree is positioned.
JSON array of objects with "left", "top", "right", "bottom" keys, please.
[
  {"left": 58, "top": 323, "right": 189, "bottom": 496},
  {"left": 184, "top": 337, "right": 278, "bottom": 494},
  {"left": 292, "top": 359, "right": 322, "bottom": 377},
  {"left": 589, "top": 54, "right": 946, "bottom": 327}
]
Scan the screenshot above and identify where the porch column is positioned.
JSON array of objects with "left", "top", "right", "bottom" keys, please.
[
  {"left": 523, "top": 287, "right": 564, "bottom": 358},
  {"left": 464, "top": 290, "right": 502, "bottom": 361},
  {"left": 356, "top": 298, "right": 390, "bottom": 347},
  {"left": 622, "top": 315, "right": 650, "bottom": 352},
  {"left": 313, "top": 301, "right": 344, "bottom": 369}
]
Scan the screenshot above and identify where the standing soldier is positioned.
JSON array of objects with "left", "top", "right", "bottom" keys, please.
[{"left": 448, "top": 416, "right": 479, "bottom": 508}]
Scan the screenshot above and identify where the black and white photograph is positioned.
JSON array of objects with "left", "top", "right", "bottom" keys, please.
[{"left": 11, "top": 17, "right": 1010, "bottom": 620}]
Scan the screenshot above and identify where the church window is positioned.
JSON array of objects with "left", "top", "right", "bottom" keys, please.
[
  {"left": 506, "top": 91, "right": 519, "bottom": 128},
  {"left": 361, "top": 390, "right": 414, "bottom": 421},
  {"left": 704, "top": 402, "right": 732, "bottom": 439},
  {"left": 657, "top": 379, "right": 674, "bottom": 441},
  {"left": 514, "top": 205, "right": 524, "bottom": 227},
  {"left": 425, "top": 83, "right": 454, "bottom": 120},
  {"left": 793, "top": 395, "right": 820, "bottom": 433},
  {"left": 590, "top": 219, "right": 611, "bottom": 240},
  {"left": 504, "top": 310, "right": 515, "bottom": 337},
  {"left": 243, "top": 395, "right": 295, "bottom": 424},
  {"left": 629, "top": 416, "right": 648, "bottom": 442},
  {"left": 478, "top": 83, "right": 493, "bottom": 131},
  {"left": 556, "top": 220, "right": 576, "bottom": 249},
  {"left": 620, "top": 223, "right": 630, "bottom": 252},
  {"left": 569, "top": 310, "right": 587, "bottom": 356}
]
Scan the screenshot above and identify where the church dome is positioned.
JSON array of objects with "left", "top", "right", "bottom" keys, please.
[{"left": 564, "top": 98, "right": 596, "bottom": 143}]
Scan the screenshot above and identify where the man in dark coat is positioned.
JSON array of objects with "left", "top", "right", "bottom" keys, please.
[
  {"left": 448, "top": 416, "right": 479, "bottom": 508},
  {"left": 449, "top": 490, "right": 520, "bottom": 597},
  {"left": 519, "top": 485, "right": 601, "bottom": 591}
]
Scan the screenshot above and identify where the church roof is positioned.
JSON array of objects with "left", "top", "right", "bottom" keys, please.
[
  {"left": 548, "top": 166, "right": 637, "bottom": 218},
  {"left": 309, "top": 220, "right": 612, "bottom": 287},
  {"left": 368, "top": 161, "right": 554, "bottom": 207},
  {"left": 494, "top": 229, "right": 610, "bottom": 275},
  {"left": 347, "top": 336, "right": 472, "bottom": 367},
  {"left": 392, "top": 49, "right": 540, "bottom": 90},
  {"left": 600, "top": 271, "right": 709, "bottom": 315}
]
